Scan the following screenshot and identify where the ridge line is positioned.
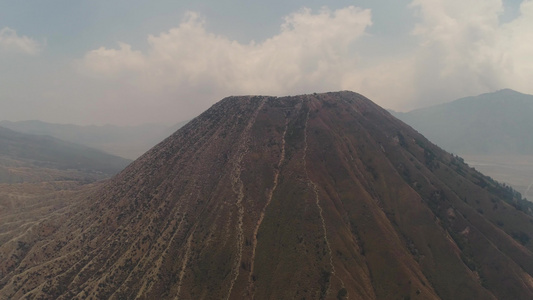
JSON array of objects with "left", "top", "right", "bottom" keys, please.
[
  {"left": 175, "top": 225, "right": 197, "bottom": 300},
  {"left": 226, "top": 98, "right": 267, "bottom": 300},
  {"left": 302, "top": 99, "right": 347, "bottom": 298},
  {"left": 122, "top": 203, "right": 187, "bottom": 298},
  {"left": 247, "top": 105, "right": 294, "bottom": 298}
]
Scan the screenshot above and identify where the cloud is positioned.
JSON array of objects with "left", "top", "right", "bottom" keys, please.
[
  {"left": 76, "top": 1, "right": 533, "bottom": 125},
  {"left": 405, "top": 0, "right": 533, "bottom": 108},
  {"left": 78, "top": 7, "right": 372, "bottom": 122},
  {"left": 82, "top": 42, "right": 146, "bottom": 77},
  {"left": 406, "top": 0, "right": 503, "bottom": 103},
  {"left": 498, "top": 0, "right": 533, "bottom": 92},
  {"left": 0, "top": 27, "right": 42, "bottom": 55}
]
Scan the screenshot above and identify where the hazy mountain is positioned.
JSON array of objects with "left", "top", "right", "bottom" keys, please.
[
  {"left": 392, "top": 89, "right": 533, "bottom": 155},
  {"left": 0, "top": 120, "right": 187, "bottom": 160},
  {"left": 0, "top": 126, "right": 131, "bottom": 183},
  {"left": 392, "top": 89, "right": 533, "bottom": 200},
  {"left": 1, "top": 92, "right": 532, "bottom": 299}
]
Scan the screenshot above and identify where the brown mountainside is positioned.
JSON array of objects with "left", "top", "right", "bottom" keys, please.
[{"left": 1, "top": 91, "right": 533, "bottom": 299}]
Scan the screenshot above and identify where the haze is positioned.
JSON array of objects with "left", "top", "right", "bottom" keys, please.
[{"left": 0, "top": 0, "right": 532, "bottom": 125}]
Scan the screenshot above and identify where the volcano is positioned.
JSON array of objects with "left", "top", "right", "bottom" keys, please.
[{"left": 1, "top": 91, "right": 533, "bottom": 299}]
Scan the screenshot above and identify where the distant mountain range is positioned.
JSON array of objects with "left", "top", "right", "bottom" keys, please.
[
  {"left": 0, "top": 126, "right": 131, "bottom": 183},
  {"left": 0, "top": 120, "right": 187, "bottom": 159},
  {"left": 392, "top": 89, "right": 533, "bottom": 155}
]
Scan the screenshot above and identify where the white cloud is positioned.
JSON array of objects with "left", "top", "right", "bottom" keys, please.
[
  {"left": 405, "top": 0, "right": 533, "bottom": 108},
  {"left": 76, "top": 1, "right": 533, "bottom": 124},
  {"left": 78, "top": 7, "right": 372, "bottom": 121},
  {"left": 411, "top": 0, "right": 502, "bottom": 73},
  {"left": 82, "top": 42, "right": 146, "bottom": 77},
  {"left": 498, "top": 0, "right": 533, "bottom": 92},
  {"left": 406, "top": 0, "right": 504, "bottom": 105},
  {"left": 0, "top": 27, "right": 42, "bottom": 55}
]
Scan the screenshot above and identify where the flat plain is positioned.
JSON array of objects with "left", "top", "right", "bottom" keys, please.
[{"left": 463, "top": 154, "right": 533, "bottom": 201}]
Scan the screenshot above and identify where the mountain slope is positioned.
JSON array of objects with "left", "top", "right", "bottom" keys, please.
[
  {"left": 0, "top": 126, "right": 131, "bottom": 182},
  {"left": 1, "top": 92, "right": 532, "bottom": 299},
  {"left": 392, "top": 89, "right": 533, "bottom": 155}
]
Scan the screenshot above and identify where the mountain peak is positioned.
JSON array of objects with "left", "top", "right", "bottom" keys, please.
[{"left": 493, "top": 88, "right": 522, "bottom": 95}]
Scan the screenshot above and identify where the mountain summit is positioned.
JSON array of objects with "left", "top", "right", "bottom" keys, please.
[{"left": 1, "top": 91, "right": 532, "bottom": 299}]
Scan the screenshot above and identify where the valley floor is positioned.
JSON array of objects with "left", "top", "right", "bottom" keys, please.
[{"left": 462, "top": 154, "right": 533, "bottom": 201}]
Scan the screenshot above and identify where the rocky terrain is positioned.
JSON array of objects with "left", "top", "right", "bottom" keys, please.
[{"left": 1, "top": 91, "right": 532, "bottom": 299}]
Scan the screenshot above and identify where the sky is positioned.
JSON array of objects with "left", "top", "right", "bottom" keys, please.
[{"left": 0, "top": 0, "right": 532, "bottom": 126}]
